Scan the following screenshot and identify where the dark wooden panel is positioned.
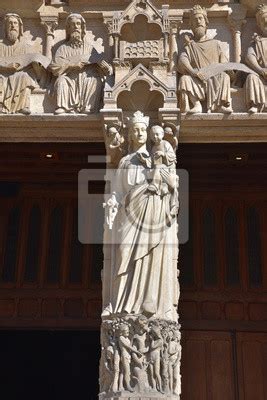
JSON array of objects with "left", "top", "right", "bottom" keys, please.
[
  {"left": 237, "top": 332, "right": 267, "bottom": 400},
  {"left": 181, "top": 331, "right": 235, "bottom": 400}
]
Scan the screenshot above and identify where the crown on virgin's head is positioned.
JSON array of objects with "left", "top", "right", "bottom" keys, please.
[
  {"left": 190, "top": 5, "right": 207, "bottom": 18},
  {"left": 128, "top": 111, "right": 150, "bottom": 127},
  {"left": 256, "top": 4, "right": 267, "bottom": 17}
]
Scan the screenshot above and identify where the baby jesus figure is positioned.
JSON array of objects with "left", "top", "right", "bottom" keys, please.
[{"left": 148, "top": 125, "right": 178, "bottom": 216}]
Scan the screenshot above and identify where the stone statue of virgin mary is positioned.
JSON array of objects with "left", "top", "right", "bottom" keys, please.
[{"left": 102, "top": 111, "right": 179, "bottom": 322}]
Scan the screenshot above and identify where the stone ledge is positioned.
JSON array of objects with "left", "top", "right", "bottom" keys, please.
[
  {"left": 0, "top": 113, "right": 267, "bottom": 143},
  {"left": 0, "top": 114, "right": 103, "bottom": 142},
  {"left": 180, "top": 113, "right": 267, "bottom": 143}
]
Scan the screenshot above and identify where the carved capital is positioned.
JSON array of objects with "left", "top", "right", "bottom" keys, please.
[
  {"left": 170, "top": 19, "right": 183, "bottom": 35},
  {"left": 228, "top": 16, "right": 246, "bottom": 34},
  {"left": 41, "top": 16, "right": 58, "bottom": 38}
]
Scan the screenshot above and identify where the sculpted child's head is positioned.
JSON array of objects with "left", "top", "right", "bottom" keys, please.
[{"left": 150, "top": 125, "right": 164, "bottom": 144}]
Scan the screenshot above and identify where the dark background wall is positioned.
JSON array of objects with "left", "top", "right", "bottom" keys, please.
[{"left": 0, "top": 331, "right": 100, "bottom": 400}]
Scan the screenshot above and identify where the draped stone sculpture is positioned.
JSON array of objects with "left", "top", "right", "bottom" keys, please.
[
  {"left": 0, "top": 13, "right": 49, "bottom": 114},
  {"left": 50, "top": 13, "right": 112, "bottom": 115},
  {"left": 100, "top": 111, "right": 181, "bottom": 399},
  {"left": 177, "top": 5, "right": 233, "bottom": 114},
  {"left": 245, "top": 4, "right": 267, "bottom": 114}
]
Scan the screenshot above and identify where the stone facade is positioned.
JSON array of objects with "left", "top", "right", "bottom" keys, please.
[
  {"left": 0, "top": 1, "right": 267, "bottom": 400},
  {"left": 0, "top": 1, "right": 265, "bottom": 117}
]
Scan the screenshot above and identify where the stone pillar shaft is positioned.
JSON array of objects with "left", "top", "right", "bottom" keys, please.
[{"left": 41, "top": 16, "right": 58, "bottom": 59}]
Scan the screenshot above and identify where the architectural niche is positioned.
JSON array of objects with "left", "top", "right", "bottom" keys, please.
[{"left": 101, "top": 0, "right": 179, "bottom": 127}]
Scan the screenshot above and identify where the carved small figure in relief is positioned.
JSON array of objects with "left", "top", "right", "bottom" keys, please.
[
  {"left": 245, "top": 4, "right": 267, "bottom": 113},
  {"left": 0, "top": 14, "right": 47, "bottom": 114},
  {"left": 148, "top": 324, "right": 163, "bottom": 393},
  {"left": 106, "top": 126, "right": 124, "bottom": 149},
  {"left": 132, "top": 316, "right": 150, "bottom": 391},
  {"left": 148, "top": 125, "right": 178, "bottom": 217},
  {"left": 100, "top": 329, "right": 115, "bottom": 392},
  {"left": 168, "top": 329, "right": 181, "bottom": 395},
  {"left": 177, "top": 5, "right": 232, "bottom": 114},
  {"left": 148, "top": 125, "right": 176, "bottom": 194},
  {"left": 50, "top": 13, "right": 112, "bottom": 115},
  {"left": 117, "top": 323, "right": 141, "bottom": 392}
]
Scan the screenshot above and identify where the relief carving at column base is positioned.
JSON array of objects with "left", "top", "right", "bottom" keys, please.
[{"left": 100, "top": 316, "right": 181, "bottom": 400}]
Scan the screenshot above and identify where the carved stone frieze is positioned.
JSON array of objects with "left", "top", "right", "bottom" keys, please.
[{"left": 100, "top": 316, "right": 181, "bottom": 399}]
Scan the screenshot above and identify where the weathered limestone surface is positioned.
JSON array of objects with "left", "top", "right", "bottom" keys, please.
[
  {"left": 0, "top": 1, "right": 267, "bottom": 400},
  {"left": 101, "top": 112, "right": 180, "bottom": 399},
  {"left": 0, "top": 0, "right": 266, "bottom": 120}
]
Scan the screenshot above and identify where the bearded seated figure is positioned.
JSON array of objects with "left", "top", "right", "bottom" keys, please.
[
  {"left": 0, "top": 13, "right": 45, "bottom": 115},
  {"left": 50, "top": 13, "right": 111, "bottom": 115},
  {"left": 177, "top": 5, "right": 233, "bottom": 115}
]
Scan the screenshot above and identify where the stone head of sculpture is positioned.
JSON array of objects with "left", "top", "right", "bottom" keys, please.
[
  {"left": 66, "top": 13, "right": 86, "bottom": 48},
  {"left": 128, "top": 111, "right": 149, "bottom": 151},
  {"left": 150, "top": 125, "right": 164, "bottom": 145},
  {"left": 150, "top": 325, "right": 161, "bottom": 340},
  {"left": 4, "top": 13, "right": 23, "bottom": 44},
  {"left": 119, "top": 323, "right": 130, "bottom": 338},
  {"left": 136, "top": 315, "right": 148, "bottom": 334},
  {"left": 189, "top": 5, "right": 209, "bottom": 41},
  {"left": 256, "top": 4, "right": 267, "bottom": 37}
]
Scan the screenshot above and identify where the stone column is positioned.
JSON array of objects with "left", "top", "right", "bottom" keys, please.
[
  {"left": 40, "top": 16, "right": 58, "bottom": 59},
  {"left": 99, "top": 111, "right": 181, "bottom": 400},
  {"left": 228, "top": 6, "right": 246, "bottom": 63},
  {"left": 228, "top": 18, "right": 246, "bottom": 63},
  {"left": 169, "top": 20, "right": 182, "bottom": 73}
]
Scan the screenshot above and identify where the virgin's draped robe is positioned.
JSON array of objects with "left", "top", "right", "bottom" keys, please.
[
  {"left": 50, "top": 42, "right": 103, "bottom": 113},
  {"left": 245, "top": 36, "right": 267, "bottom": 110},
  {"left": 0, "top": 41, "right": 37, "bottom": 113},
  {"left": 103, "top": 150, "right": 179, "bottom": 321},
  {"left": 178, "top": 38, "right": 231, "bottom": 112}
]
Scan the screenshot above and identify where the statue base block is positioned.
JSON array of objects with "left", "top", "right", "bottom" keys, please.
[{"left": 99, "top": 393, "right": 179, "bottom": 400}]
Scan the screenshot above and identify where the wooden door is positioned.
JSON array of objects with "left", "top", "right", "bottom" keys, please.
[
  {"left": 181, "top": 330, "right": 236, "bottom": 400},
  {"left": 237, "top": 332, "right": 267, "bottom": 400}
]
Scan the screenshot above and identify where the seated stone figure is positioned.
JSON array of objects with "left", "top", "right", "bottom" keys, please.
[
  {"left": 0, "top": 14, "right": 45, "bottom": 114},
  {"left": 177, "top": 5, "right": 232, "bottom": 114},
  {"left": 245, "top": 4, "right": 267, "bottom": 113},
  {"left": 50, "top": 13, "right": 112, "bottom": 115}
]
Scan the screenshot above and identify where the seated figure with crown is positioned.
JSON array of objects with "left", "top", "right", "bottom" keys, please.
[{"left": 177, "top": 5, "right": 233, "bottom": 114}]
